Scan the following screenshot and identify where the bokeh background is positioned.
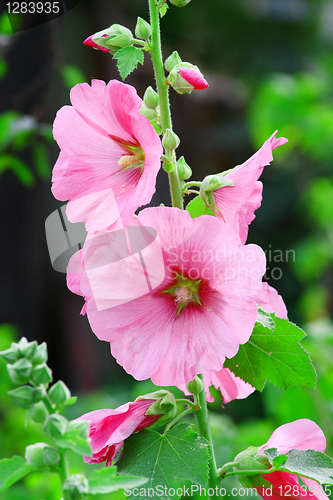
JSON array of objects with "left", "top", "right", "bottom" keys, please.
[{"left": 0, "top": 0, "right": 333, "bottom": 498}]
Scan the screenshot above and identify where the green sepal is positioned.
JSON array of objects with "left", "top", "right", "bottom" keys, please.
[
  {"left": 7, "top": 358, "right": 32, "bottom": 384},
  {"left": 169, "top": 0, "right": 192, "bottom": 7},
  {"left": 234, "top": 446, "right": 270, "bottom": 472},
  {"left": 63, "top": 474, "right": 89, "bottom": 500},
  {"left": 25, "top": 442, "right": 60, "bottom": 469},
  {"left": 8, "top": 385, "right": 35, "bottom": 409},
  {"left": 54, "top": 420, "right": 91, "bottom": 456},
  {"left": 177, "top": 156, "right": 192, "bottom": 181},
  {"left": 43, "top": 414, "right": 68, "bottom": 439},
  {"left": 27, "top": 400, "right": 49, "bottom": 424},
  {"left": 186, "top": 375, "right": 204, "bottom": 396},
  {"left": 162, "top": 128, "right": 180, "bottom": 151},
  {"left": 140, "top": 104, "right": 157, "bottom": 121},
  {"left": 143, "top": 86, "right": 159, "bottom": 109},
  {"left": 32, "top": 343, "right": 48, "bottom": 365},
  {"left": 31, "top": 363, "right": 53, "bottom": 385},
  {"left": 165, "top": 50, "right": 182, "bottom": 72},
  {"left": 48, "top": 380, "right": 71, "bottom": 405},
  {"left": 135, "top": 17, "right": 152, "bottom": 41},
  {"left": 0, "top": 347, "right": 19, "bottom": 364}
]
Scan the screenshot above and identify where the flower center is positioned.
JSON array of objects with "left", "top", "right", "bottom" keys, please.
[
  {"left": 163, "top": 274, "right": 201, "bottom": 315},
  {"left": 118, "top": 152, "right": 144, "bottom": 169}
]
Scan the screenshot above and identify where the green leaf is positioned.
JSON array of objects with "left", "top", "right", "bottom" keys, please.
[
  {"left": 224, "top": 315, "right": 316, "bottom": 391},
  {"left": 160, "top": 3, "right": 169, "bottom": 17},
  {"left": 256, "top": 307, "right": 275, "bottom": 330},
  {"left": 89, "top": 467, "right": 149, "bottom": 495},
  {"left": 0, "top": 456, "right": 35, "bottom": 492},
  {"left": 186, "top": 196, "right": 214, "bottom": 219},
  {"left": 266, "top": 448, "right": 333, "bottom": 485},
  {"left": 116, "top": 424, "right": 209, "bottom": 500},
  {"left": 54, "top": 428, "right": 92, "bottom": 456},
  {"left": 0, "top": 154, "right": 34, "bottom": 186},
  {"left": 265, "top": 448, "right": 288, "bottom": 468},
  {"left": 33, "top": 143, "right": 50, "bottom": 180},
  {"left": 114, "top": 46, "right": 144, "bottom": 80}
]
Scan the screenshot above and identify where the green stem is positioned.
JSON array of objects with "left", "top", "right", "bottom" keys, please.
[
  {"left": 182, "top": 181, "right": 202, "bottom": 190},
  {"left": 176, "top": 398, "right": 198, "bottom": 409},
  {"left": 148, "top": 0, "right": 183, "bottom": 209},
  {"left": 195, "top": 374, "right": 221, "bottom": 499},
  {"left": 164, "top": 407, "right": 195, "bottom": 433},
  {"left": 223, "top": 467, "right": 276, "bottom": 478},
  {"left": 58, "top": 449, "right": 70, "bottom": 484},
  {"left": 218, "top": 461, "right": 238, "bottom": 473}
]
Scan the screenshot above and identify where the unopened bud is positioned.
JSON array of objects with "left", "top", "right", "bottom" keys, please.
[
  {"left": 25, "top": 443, "right": 60, "bottom": 469},
  {"left": 140, "top": 104, "right": 157, "bottom": 121},
  {"left": 43, "top": 414, "right": 68, "bottom": 438},
  {"left": 169, "top": 63, "right": 208, "bottom": 94},
  {"left": 7, "top": 358, "right": 32, "bottom": 385},
  {"left": 84, "top": 25, "right": 133, "bottom": 55},
  {"left": 66, "top": 420, "right": 90, "bottom": 440},
  {"left": 162, "top": 129, "right": 180, "bottom": 151},
  {"left": 169, "top": 0, "right": 192, "bottom": 7},
  {"left": 31, "top": 364, "right": 53, "bottom": 385},
  {"left": 0, "top": 347, "right": 19, "bottom": 364},
  {"left": 63, "top": 474, "right": 89, "bottom": 500},
  {"left": 186, "top": 375, "right": 204, "bottom": 395},
  {"left": 234, "top": 446, "right": 270, "bottom": 473},
  {"left": 23, "top": 341, "right": 38, "bottom": 359},
  {"left": 8, "top": 385, "right": 35, "bottom": 408},
  {"left": 48, "top": 381, "right": 71, "bottom": 405},
  {"left": 165, "top": 51, "right": 182, "bottom": 72},
  {"left": 177, "top": 156, "right": 192, "bottom": 181},
  {"left": 30, "top": 400, "right": 49, "bottom": 424},
  {"left": 33, "top": 343, "right": 48, "bottom": 365},
  {"left": 135, "top": 17, "right": 152, "bottom": 40},
  {"left": 141, "top": 390, "right": 177, "bottom": 420},
  {"left": 143, "top": 86, "right": 159, "bottom": 109}
]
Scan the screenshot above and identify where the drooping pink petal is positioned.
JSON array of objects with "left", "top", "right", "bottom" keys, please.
[
  {"left": 77, "top": 399, "right": 161, "bottom": 466},
  {"left": 256, "top": 282, "right": 288, "bottom": 319},
  {"left": 178, "top": 68, "right": 209, "bottom": 90},
  {"left": 213, "top": 131, "right": 287, "bottom": 242}
]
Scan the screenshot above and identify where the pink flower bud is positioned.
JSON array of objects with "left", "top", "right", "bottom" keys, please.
[
  {"left": 83, "top": 34, "right": 109, "bottom": 53},
  {"left": 178, "top": 67, "right": 209, "bottom": 90}
]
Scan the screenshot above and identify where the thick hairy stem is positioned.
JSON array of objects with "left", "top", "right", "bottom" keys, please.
[{"left": 148, "top": 0, "right": 183, "bottom": 209}]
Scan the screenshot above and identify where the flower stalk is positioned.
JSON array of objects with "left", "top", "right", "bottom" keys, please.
[{"left": 148, "top": 0, "right": 183, "bottom": 209}]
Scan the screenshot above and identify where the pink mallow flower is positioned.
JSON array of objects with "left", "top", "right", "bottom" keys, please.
[
  {"left": 201, "top": 131, "right": 288, "bottom": 244},
  {"left": 178, "top": 67, "right": 209, "bottom": 90},
  {"left": 51, "top": 79, "right": 163, "bottom": 233},
  {"left": 77, "top": 399, "right": 162, "bottom": 466},
  {"left": 67, "top": 206, "right": 266, "bottom": 386},
  {"left": 253, "top": 419, "right": 329, "bottom": 500}
]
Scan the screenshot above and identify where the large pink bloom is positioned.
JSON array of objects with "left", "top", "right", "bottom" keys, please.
[
  {"left": 212, "top": 131, "right": 288, "bottom": 244},
  {"left": 68, "top": 206, "right": 266, "bottom": 386},
  {"left": 51, "top": 79, "right": 163, "bottom": 233},
  {"left": 77, "top": 399, "right": 162, "bottom": 466},
  {"left": 255, "top": 419, "right": 328, "bottom": 500}
]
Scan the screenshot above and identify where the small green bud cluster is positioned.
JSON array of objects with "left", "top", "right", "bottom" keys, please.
[{"left": 135, "top": 17, "right": 152, "bottom": 41}]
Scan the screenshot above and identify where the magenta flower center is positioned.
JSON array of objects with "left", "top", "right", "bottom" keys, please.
[{"left": 163, "top": 274, "right": 202, "bottom": 315}]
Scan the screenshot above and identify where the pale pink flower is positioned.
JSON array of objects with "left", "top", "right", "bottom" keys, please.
[
  {"left": 77, "top": 399, "right": 162, "bottom": 466},
  {"left": 178, "top": 67, "right": 209, "bottom": 90},
  {"left": 212, "top": 131, "right": 288, "bottom": 244},
  {"left": 67, "top": 206, "right": 266, "bottom": 386},
  {"left": 51, "top": 79, "right": 163, "bottom": 233},
  {"left": 252, "top": 420, "right": 328, "bottom": 500}
]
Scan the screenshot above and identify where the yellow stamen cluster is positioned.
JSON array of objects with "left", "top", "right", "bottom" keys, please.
[{"left": 118, "top": 153, "right": 144, "bottom": 169}]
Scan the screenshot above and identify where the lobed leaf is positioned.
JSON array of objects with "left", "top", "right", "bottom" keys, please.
[
  {"left": 0, "top": 456, "right": 35, "bottom": 492},
  {"left": 114, "top": 46, "right": 144, "bottom": 80},
  {"left": 225, "top": 314, "right": 316, "bottom": 391},
  {"left": 116, "top": 423, "right": 209, "bottom": 500}
]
